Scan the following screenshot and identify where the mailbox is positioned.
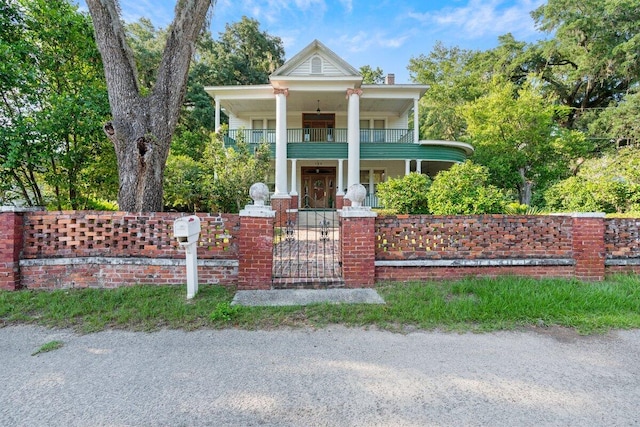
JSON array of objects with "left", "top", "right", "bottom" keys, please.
[{"left": 173, "top": 215, "right": 201, "bottom": 245}]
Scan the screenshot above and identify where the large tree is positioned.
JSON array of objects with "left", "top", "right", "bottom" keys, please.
[
  {"left": 85, "top": 0, "right": 213, "bottom": 211},
  {"left": 461, "top": 79, "right": 587, "bottom": 205},
  {"left": 408, "top": 42, "right": 486, "bottom": 140},
  {"left": 1, "top": 0, "right": 110, "bottom": 208},
  {"left": 523, "top": 0, "right": 639, "bottom": 130}
]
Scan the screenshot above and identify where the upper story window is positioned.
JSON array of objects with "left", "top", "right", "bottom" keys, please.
[{"left": 311, "top": 56, "right": 322, "bottom": 74}]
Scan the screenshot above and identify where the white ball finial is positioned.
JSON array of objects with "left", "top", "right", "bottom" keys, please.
[
  {"left": 345, "top": 183, "right": 367, "bottom": 207},
  {"left": 249, "top": 182, "right": 269, "bottom": 206}
]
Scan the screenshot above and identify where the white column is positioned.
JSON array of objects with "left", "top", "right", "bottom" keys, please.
[
  {"left": 413, "top": 97, "right": 420, "bottom": 143},
  {"left": 290, "top": 159, "right": 298, "bottom": 196},
  {"left": 274, "top": 88, "right": 289, "bottom": 196},
  {"left": 416, "top": 159, "right": 422, "bottom": 174},
  {"left": 215, "top": 96, "right": 221, "bottom": 132},
  {"left": 337, "top": 159, "right": 345, "bottom": 196},
  {"left": 405, "top": 159, "right": 411, "bottom": 176},
  {"left": 347, "top": 88, "right": 363, "bottom": 188}
]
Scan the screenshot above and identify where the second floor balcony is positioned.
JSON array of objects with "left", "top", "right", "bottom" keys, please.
[{"left": 226, "top": 128, "right": 415, "bottom": 145}]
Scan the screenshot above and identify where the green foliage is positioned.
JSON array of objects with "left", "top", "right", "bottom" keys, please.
[
  {"left": 203, "top": 16, "right": 285, "bottom": 86},
  {"left": 209, "top": 302, "right": 240, "bottom": 322},
  {"left": 376, "top": 173, "right": 431, "bottom": 214},
  {"left": 3, "top": 276, "right": 640, "bottom": 334},
  {"left": 202, "top": 131, "right": 272, "bottom": 213},
  {"left": 409, "top": 42, "right": 485, "bottom": 140},
  {"left": 359, "top": 65, "right": 385, "bottom": 84},
  {"left": 589, "top": 89, "right": 640, "bottom": 147},
  {"left": 31, "top": 340, "right": 64, "bottom": 356},
  {"left": 125, "top": 18, "right": 166, "bottom": 92},
  {"left": 163, "top": 154, "right": 209, "bottom": 212},
  {"left": 504, "top": 202, "right": 543, "bottom": 215},
  {"left": 0, "top": 0, "right": 111, "bottom": 208},
  {"left": 427, "top": 161, "right": 507, "bottom": 214},
  {"left": 543, "top": 147, "right": 640, "bottom": 213},
  {"left": 461, "top": 79, "right": 581, "bottom": 205}
]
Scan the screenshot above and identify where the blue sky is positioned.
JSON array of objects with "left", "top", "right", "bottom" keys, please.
[{"left": 76, "top": 0, "right": 548, "bottom": 83}]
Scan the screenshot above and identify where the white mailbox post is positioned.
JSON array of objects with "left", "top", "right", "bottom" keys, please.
[{"left": 173, "top": 215, "right": 201, "bottom": 299}]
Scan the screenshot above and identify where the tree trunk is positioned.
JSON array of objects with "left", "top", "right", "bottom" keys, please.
[
  {"left": 86, "top": 0, "right": 213, "bottom": 212},
  {"left": 518, "top": 167, "right": 533, "bottom": 206}
]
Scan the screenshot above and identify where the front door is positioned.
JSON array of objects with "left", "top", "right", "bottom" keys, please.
[{"left": 301, "top": 167, "right": 336, "bottom": 209}]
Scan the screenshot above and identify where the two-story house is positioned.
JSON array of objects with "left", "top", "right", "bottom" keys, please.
[{"left": 205, "top": 39, "right": 473, "bottom": 213}]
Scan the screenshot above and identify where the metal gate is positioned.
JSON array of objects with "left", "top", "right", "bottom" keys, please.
[{"left": 272, "top": 209, "right": 343, "bottom": 288}]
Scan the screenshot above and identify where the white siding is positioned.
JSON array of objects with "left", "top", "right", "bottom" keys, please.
[
  {"left": 388, "top": 115, "right": 408, "bottom": 129},
  {"left": 288, "top": 55, "right": 347, "bottom": 77},
  {"left": 229, "top": 115, "right": 249, "bottom": 129}
]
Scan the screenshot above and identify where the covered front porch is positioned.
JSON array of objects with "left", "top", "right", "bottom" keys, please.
[{"left": 278, "top": 157, "right": 466, "bottom": 209}]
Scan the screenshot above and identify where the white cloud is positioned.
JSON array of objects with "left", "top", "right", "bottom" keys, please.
[
  {"left": 407, "top": 0, "right": 544, "bottom": 39},
  {"left": 334, "top": 30, "right": 411, "bottom": 53}
]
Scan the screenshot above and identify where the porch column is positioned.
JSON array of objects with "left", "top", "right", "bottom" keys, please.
[
  {"left": 274, "top": 88, "right": 289, "bottom": 197},
  {"left": 416, "top": 159, "right": 422, "bottom": 174},
  {"left": 289, "top": 159, "right": 298, "bottom": 196},
  {"left": 215, "top": 96, "right": 221, "bottom": 132},
  {"left": 346, "top": 88, "right": 363, "bottom": 188},
  {"left": 336, "top": 159, "right": 345, "bottom": 209},
  {"left": 413, "top": 97, "right": 420, "bottom": 143},
  {"left": 405, "top": 159, "right": 411, "bottom": 176},
  {"left": 337, "top": 159, "right": 345, "bottom": 196}
]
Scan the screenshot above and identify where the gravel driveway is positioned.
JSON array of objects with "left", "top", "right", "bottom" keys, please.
[{"left": 1, "top": 325, "right": 639, "bottom": 426}]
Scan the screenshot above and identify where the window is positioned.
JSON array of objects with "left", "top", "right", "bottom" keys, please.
[
  {"left": 373, "top": 120, "right": 385, "bottom": 142},
  {"left": 311, "top": 56, "right": 322, "bottom": 74},
  {"left": 252, "top": 119, "right": 276, "bottom": 143},
  {"left": 360, "top": 170, "right": 371, "bottom": 194}
]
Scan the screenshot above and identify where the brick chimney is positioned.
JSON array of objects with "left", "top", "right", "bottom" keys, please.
[{"left": 385, "top": 73, "right": 395, "bottom": 85}]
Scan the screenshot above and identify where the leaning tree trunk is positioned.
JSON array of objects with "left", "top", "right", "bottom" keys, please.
[
  {"left": 518, "top": 167, "right": 533, "bottom": 206},
  {"left": 86, "top": 0, "right": 212, "bottom": 212}
]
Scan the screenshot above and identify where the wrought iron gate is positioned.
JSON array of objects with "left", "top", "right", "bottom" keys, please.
[{"left": 272, "top": 209, "right": 343, "bottom": 288}]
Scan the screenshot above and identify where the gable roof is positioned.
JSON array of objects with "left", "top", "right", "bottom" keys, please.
[{"left": 270, "top": 39, "right": 361, "bottom": 80}]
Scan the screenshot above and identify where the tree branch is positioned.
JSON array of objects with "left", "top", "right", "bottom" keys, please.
[
  {"left": 152, "top": 0, "right": 213, "bottom": 129},
  {"left": 86, "top": 0, "right": 140, "bottom": 109}
]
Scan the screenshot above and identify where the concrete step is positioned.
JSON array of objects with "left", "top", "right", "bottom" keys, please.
[
  {"left": 272, "top": 277, "right": 345, "bottom": 290},
  {"left": 296, "top": 210, "right": 338, "bottom": 228}
]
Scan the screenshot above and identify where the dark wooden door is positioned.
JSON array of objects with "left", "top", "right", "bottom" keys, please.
[{"left": 301, "top": 167, "right": 336, "bottom": 209}]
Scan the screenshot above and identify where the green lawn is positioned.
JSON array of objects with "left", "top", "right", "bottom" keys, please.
[{"left": 1, "top": 275, "right": 639, "bottom": 334}]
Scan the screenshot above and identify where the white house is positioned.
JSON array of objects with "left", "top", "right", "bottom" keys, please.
[{"left": 205, "top": 39, "right": 473, "bottom": 210}]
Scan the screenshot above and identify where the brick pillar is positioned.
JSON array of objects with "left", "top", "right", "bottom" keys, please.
[
  {"left": 0, "top": 207, "right": 33, "bottom": 290},
  {"left": 335, "top": 195, "right": 344, "bottom": 210},
  {"left": 238, "top": 206, "right": 275, "bottom": 290},
  {"left": 572, "top": 213, "right": 606, "bottom": 281},
  {"left": 339, "top": 208, "right": 377, "bottom": 288},
  {"left": 270, "top": 195, "right": 291, "bottom": 227}
]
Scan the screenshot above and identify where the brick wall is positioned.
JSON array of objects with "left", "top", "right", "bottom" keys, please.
[
  {"left": 0, "top": 210, "right": 25, "bottom": 290},
  {"left": 374, "top": 214, "right": 638, "bottom": 282},
  {"left": 14, "top": 211, "right": 240, "bottom": 289},
  {"left": 237, "top": 215, "right": 274, "bottom": 290},
  {"left": 376, "top": 215, "right": 573, "bottom": 260},
  {"left": 2, "top": 208, "right": 639, "bottom": 291},
  {"left": 341, "top": 216, "right": 376, "bottom": 287},
  {"left": 605, "top": 217, "right": 640, "bottom": 275},
  {"left": 22, "top": 211, "right": 238, "bottom": 259}
]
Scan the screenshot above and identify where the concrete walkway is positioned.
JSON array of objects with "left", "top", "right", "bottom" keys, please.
[{"left": 232, "top": 288, "right": 385, "bottom": 306}]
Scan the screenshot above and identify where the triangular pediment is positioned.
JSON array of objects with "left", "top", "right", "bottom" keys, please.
[{"left": 271, "top": 39, "right": 360, "bottom": 79}]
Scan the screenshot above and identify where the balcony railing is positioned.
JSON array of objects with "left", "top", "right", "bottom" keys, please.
[{"left": 226, "top": 128, "right": 414, "bottom": 144}]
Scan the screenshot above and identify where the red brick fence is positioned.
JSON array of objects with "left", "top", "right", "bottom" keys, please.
[{"left": 1, "top": 206, "right": 639, "bottom": 291}]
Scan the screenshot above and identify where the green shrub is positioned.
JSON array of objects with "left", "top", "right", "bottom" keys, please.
[
  {"left": 376, "top": 173, "right": 431, "bottom": 214},
  {"left": 427, "top": 161, "right": 507, "bottom": 214}
]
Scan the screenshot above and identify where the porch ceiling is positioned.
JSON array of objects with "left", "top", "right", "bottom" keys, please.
[{"left": 215, "top": 90, "right": 418, "bottom": 117}]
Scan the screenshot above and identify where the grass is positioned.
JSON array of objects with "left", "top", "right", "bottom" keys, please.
[
  {"left": 31, "top": 340, "right": 64, "bottom": 356},
  {"left": 1, "top": 275, "right": 640, "bottom": 334}
]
